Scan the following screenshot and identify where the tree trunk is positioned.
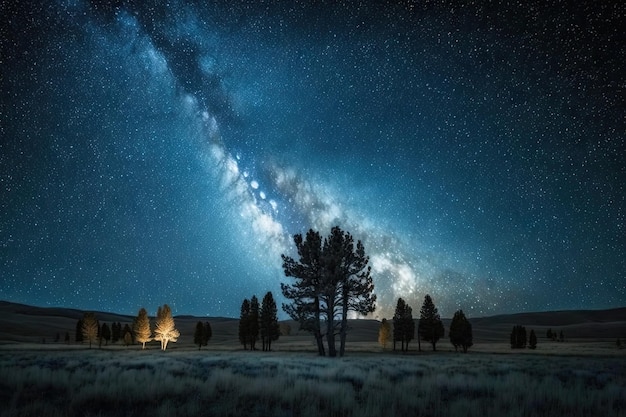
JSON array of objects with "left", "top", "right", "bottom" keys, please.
[
  {"left": 314, "top": 296, "right": 326, "bottom": 356},
  {"left": 339, "top": 296, "right": 349, "bottom": 357},
  {"left": 326, "top": 298, "right": 336, "bottom": 357}
]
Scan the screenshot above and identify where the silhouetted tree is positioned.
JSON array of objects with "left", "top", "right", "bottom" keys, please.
[
  {"left": 510, "top": 325, "right": 527, "bottom": 348},
  {"left": 153, "top": 304, "right": 179, "bottom": 350},
  {"left": 282, "top": 227, "right": 376, "bottom": 357},
  {"left": 75, "top": 318, "right": 84, "bottom": 343},
  {"left": 546, "top": 328, "right": 553, "bottom": 340},
  {"left": 393, "top": 298, "right": 414, "bottom": 352},
  {"left": 528, "top": 329, "right": 537, "bottom": 349},
  {"left": 111, "top": 322, "right": 121, "bottom": 344},
  {"left": 123, "top": 324, "right": 132, "bottom": 346},
  {"left": 194, "top": 321, "right": 210, "bottom": 350},
  {"left": 82, "top": 312, "right": 99, "bottom": 349},
  {"left": 378, "top": 318, "right": 391, "bottom": 350},
  {"left": 134, "top": 308, "right": 152, "bottom": 349},
  {"left": 260, "top": 291, "right": 280, "bottom": 351},
  {"left": 100, "top": 323, "right": 111, "bottom": 346},
  {"left": 559, "top": 330, "right": 565, "bottom": 342},
  {"left": 239, "top": 298, "right": 251, "bottom": 349},
  {"left": 249, "top": 295, "right": 260, "bottom": 350},
  {"left": 418, "top": 295, "right": 444, "bottom": 351},
  {"left": 449, "top": 309, "right": 473, "bottom": 353},
  {"left": 64, "top": 332, "right": 70, "bottom": 344}
]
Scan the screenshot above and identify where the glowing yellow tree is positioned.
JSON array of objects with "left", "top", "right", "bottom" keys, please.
[
  {"left": 134, "top": 307, "right": 152, "bottom": 349},
  {"left": 153, "top": 304, "right": 179, "bottom": 351}
]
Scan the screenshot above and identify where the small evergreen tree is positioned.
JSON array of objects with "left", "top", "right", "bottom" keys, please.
[
  {"left": 393, "top": 298, "right": 414, "bottom": 352},
  {"left": 134, "top": 308, "right": 152, "bottom": 349},
  {"left": 194, "top": 321, "right": 209, "bottom": 350},
  {"left": 418, "top": 295, "right": 444, "bottom": 351},
  {"left": 239, "top": 298, "right": 251, "bottom": 349},
  {"left": 559, "top": 330, "right": 565, "bottom": 342},
  {"left": 260, "top": 291, "right": 280, "bottom": 351},
  {"left": 449, "top": 309, "right": 473, "bottom": 353},
  {"left": 510, "top": 325, "right": 527, "bottom": 348},
  {"left": 528, "top": 329, "right": 537, "bottom": 349},
  {"left": 111, "top": 322, "right": 121, "bottom": 344},
  {"left": 123, "top": 325, "right": 132, "bottom": 346},
  {"left": 82, "top": 312, "right": 99, "bottom": 349},
  {"left": 100, "top": 323, "right": 111, "bottom": 346},
  {"left": 64, "top": 332, "right": 70, "bottom": 344},
  {"left": 249, "top": 295, "right": 260, "bottom": 350},
  {"left": 546, "top": 328, "right": 553, "bottom": 340},
  {"left": 75, "top": 318, "right": 84, "bottom": 343},
  {"left": 378, "top": 318, "right": 391, "bottom": 350}
]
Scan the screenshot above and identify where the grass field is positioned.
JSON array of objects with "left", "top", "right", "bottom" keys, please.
[{"left": 1, "top": 346, "right": 625, "bottom": 417}]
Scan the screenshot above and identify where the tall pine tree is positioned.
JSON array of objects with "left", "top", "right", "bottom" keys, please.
[
  {"left": 239, "top": 299, "right": 251, "bottom": 350},
  {"left": 418, "top": 295, "right": 444, "bottom": 351},
  {"left": 449, "top": 309, "right": 473, "bottom": 353},
  {"left": 153, "top": 304, "right": 179, "bottom": 351},
  {"left": 260, "top": 291, "right": 280, "bottom": 351},
  {"left": 249, "top": 295, "right": 260, "bottom": 350},
  {"left": 134, "top": 308, "right": 152, "bottom": 349}
]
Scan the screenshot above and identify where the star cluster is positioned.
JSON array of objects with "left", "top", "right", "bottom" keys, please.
[{"left": 1, "top": 0, "right": 624, "bottom": 319}]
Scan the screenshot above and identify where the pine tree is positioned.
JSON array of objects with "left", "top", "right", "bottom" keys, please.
[
  {"left": 529, "top": 329, "right": 537, "bottom": 349},
  {"left": 378, "top": 318, "right": 391, "bottom": 350},
  {"left": 449, "top": 309, "right": 473, "bottom": 353},
  {"left": 134, "top": 308, "right": 152, "bottom": 349},
  {"left": 194, "top": 321, "right": 208, "bottom": 350},
  {"left": 100, "top": 323, "right": 111, "bottom": 346},
  {"left": 510, "top": 325, "right": 527, "bottom": 348},
  {"left": 392, "top": 298, "right": 414, "bottom": 352},
  {"left": 260, "top": 291, "right": 280, "bottom": 351},
  {"left": 249, "top": 295, "right": 260, "bottom": 350},
  {"left": 418, "top": 295, "right": 444, "bottom": 351},
  {"left": 546, "top": 328, "right": 553, "bottom": 340},
  {"left": 82, "top": 312, "right": 99, "bottom": 349},
  {"left": 111, "top": 322, "right": 121, "bottom": 344},
  {"left": 239, "top": 299, "right": 251, "bottom": 349},
  {"left": 153, "top": 304, "right": 179, "bottom": 351},
  {"left": 64, "top": 332, "right": 70, "bottom": 344},
  {"left": 204, "top": 322, "right": 212, "bottom": 344},
  {"left": 123, "top": 325, "right": 132, "bottom": 346},
  {"left": 75, "top": 318, "right": 84, "bottom": 343}
]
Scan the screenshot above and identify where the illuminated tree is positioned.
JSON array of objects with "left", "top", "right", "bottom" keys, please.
[
  {"left": 260, "top": 291, "right": 280, "bottom": 351},
  {"left": 134, "top": 308, "right": 152, "bottom": 349},
  {"left": 153, "top": 304, "right": 179, "bottom": 351},
  {"left": 239, "top": 299, "right": 251, "bottom": 349},
  {"left": 378, "top": 318, "right": 391, "bottom": 350},
  {"left": 418, "top": 294, "right": 444, "bottom": 351},
  {"left": 393, "top": 298, "right": 414, "bottom": 352},
  {"left": 81, "top": 312, "right": 99, "bottom": 349},
  {"left": 249, "top": 295, "right": 260, "bottom": 350},
  {"left": 449, "top": 309, "right": 473, "bottom": 353}
]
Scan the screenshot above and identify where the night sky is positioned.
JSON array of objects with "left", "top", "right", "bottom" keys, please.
[{"left": 1, "top": 0, "right": 624, "bottom": 319}]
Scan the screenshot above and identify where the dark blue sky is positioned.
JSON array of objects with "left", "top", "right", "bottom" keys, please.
[{"left": 1, "top": 0, "right": 624, "bottom": 319}]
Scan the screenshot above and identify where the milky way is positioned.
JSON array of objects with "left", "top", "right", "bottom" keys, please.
[{"left": 1, "top": 0, "right": 624, "bottom": 319}]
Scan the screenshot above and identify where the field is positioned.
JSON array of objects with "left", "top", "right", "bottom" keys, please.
[
  {"left": 1, "top": 345, "right": 625, "bottom": 417},
  {"left": 1, "top": 302, "right": 625, "bottom": 417}
]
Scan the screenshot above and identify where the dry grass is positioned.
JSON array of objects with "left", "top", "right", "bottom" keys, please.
[{"left": 0, "top": 347, "right": 624, "bottom": 417}]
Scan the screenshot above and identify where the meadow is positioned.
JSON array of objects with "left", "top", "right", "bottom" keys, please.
[{"left": 1, "top": 346, "right": 625, "bottom": 417}]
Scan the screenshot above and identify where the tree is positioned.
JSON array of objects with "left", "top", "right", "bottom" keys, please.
[
  {"left": 510, "top": 325, "right": 527, "bottom": 348},
  {"left": 249, "top": 295, "right": 260, "bottom": 350},
  {"left": 281, "top": 226, "right": 376, "bottom": 357},
  {"left": 153, "top": 304, "right": 179, "bottom": 351},
  {"left": 82, "top": 312, "right": 99, "bottom": 349},
  {"left": 449, "top": 309, "right": 473, "bottom": 353},
  {"left": 123, "top": 324, "right": 132, "bottom": 346},
  {"left": 260, "top": 291, "right": 280, "bottom": 351},
  {"left": 559, "top": 330, "right": 565, "bottom": 342},
  {"left": 528, "top": 329, "right": 537, "bottom": 349},
  {"left": 418, "top": 295, "right": 444, "bottom": 351},
  {"left": 378, "top": 318, "right": 391, "bottom": 350},
  {"left": 393, "top": 298, "right": 414, "bottom": 352},
  {"left": 239, "top": 299, "right": 251, "bottom": 349},
  {"left": 194, "top": 321, "right": 211, "bottom": 350},
  {"left": 64, "top": 332, "right": 70, "bottom": 344},
  {"left": 111, "top": 322, "right": 121, "bottom": 344},
  {"left": 100, "top": 323, "right": 111, "bottom": 346},
  {"left": 134, "top": 308, "right": 152, "bottom": 349},
  {"left": 75, "top": 318, "right": 84, "bottom": 343},
  {"left": 546, "top": 328, "right": 553, "bottom": 340}
]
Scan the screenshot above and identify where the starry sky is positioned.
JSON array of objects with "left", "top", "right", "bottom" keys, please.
[{"left": 1, "top": 0, "right": 624, "bottom": 319}]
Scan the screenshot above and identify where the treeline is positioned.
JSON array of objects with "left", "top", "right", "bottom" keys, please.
[
  {"left": 238, "top": 291, "right": 281, "bottom": 351},
  {"left": 378, "top": 295, "right": 473, "bottom": 354}
]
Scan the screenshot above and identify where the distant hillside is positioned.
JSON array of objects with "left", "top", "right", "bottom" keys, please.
[{"left": 0, "top": 300, "right": 624, "bottom": 344}]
